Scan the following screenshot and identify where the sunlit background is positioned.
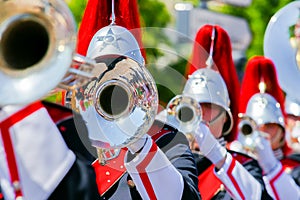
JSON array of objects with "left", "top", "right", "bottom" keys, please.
[{"left": 66, "top": 0, "right": 294, "bottom": 106}]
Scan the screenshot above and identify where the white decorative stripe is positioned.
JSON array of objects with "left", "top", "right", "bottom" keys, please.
[
  {"left": 263, "top": 163, "right": 300, "bottom": 199},
  {"left": 124, "top": 135, "right": 154, "bottom": 171},
  {"left": 125, "top": 137, "right": 184, "bottom": 200},
  {"left": 215, "top": 153, "right": 261, "bottom": 200}
]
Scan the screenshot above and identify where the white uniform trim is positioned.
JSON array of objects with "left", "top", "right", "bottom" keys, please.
[
  {"left": 0, "top": 105, "right": 75, "bottom": 200},
  {"left": 263, "top": 162, "right": 300, "bottom": 200},
  {"left": 215, "top": 153, "right": 261, "bottom": 200},
  {"left": 125, "top": 135, "right": 184, "bottom": 200}
]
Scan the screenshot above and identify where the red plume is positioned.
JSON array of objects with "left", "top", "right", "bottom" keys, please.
[
  {"left": 115, "top": 0, "right": 145, "bottom": 59},
  {"left": 239, "top": 56, "right": 285, "bottom": 116},
  {"left": 186, "top": 24, "right": 240, "bottom": 142},
  {"left": 76, "top": 0, "right": 146, "bottom": 59}
]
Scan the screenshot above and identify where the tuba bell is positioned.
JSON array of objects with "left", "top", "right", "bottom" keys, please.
[
  {"left": 264, "top": 1, "right": 300, "bottom": 101},
  {"left": 166, "top": 94, "right": 202, "bottom": 134},
  {"left": 0, "top": 0, "right": 94, "bottom": 106}
]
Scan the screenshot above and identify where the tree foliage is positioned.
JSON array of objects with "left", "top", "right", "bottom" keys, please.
[
  {"left": 67, "top": 0, "right": 88, "bottom": 26},
  {"left": 218, "top": 0, "right": 294, "bottom": 61}
]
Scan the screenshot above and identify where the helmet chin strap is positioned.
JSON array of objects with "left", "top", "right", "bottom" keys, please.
[
  {"left": 202, "top": 110, "right": 226, "bottom": 140},
  {"left": 207, "top": 110, "right": 226, "bottom": 127}
]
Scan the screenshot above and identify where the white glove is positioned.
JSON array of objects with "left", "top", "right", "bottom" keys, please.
[
  {"left": 291, "top": 121, "right": 300, "bottom": 139},
  {"left": 194, "top": 122, "right": 227, "bottom": 165},
  {"left": 254, "top": 134, "right": 278, "bottom": 174},
  {"left": 127, "top": 134, "right": 148, "bottom": 154}
]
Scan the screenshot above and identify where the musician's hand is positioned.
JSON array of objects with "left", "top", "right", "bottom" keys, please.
[
  {"left": 194, "top": 122, "right": 227, "bottom": 169},
  {"left": 253, "top": 134, "right": 278, "bottom": 174}
]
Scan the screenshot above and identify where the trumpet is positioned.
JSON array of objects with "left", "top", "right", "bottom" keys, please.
[
  {"left": 0, "top": 0, "right": 95, "bottom": 106},
  {"left": 166, "top": 94, "right": 202, "bottom": 134},
  {"left": 237, "top": 114, "right": 260, "bottom": 151},
  {"left": 238, "top": 118, "right": 256, "bottom": 136}
]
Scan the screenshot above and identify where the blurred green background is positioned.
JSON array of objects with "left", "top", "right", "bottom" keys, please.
[{"left": 67, "top": 0, "right": 294, "bottom": 106}]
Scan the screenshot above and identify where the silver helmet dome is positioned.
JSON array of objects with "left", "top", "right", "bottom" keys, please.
[
  {"left": 183, "top": 68, "right": 233, "bottom": 135},
  {"left": 246, "top": 93, "right": 285, "bottom": 129},
  {"left": 87, "top": 25, "right": 144, "bottom": 66}
]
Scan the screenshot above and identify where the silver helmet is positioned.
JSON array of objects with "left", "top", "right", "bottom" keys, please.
[
  {"left": 246, "top": 93, "right": 285, "bottom": 129},
  {"left": 87, "top": 25, "right": 144, "bottom": 66},
  {"left": 183, "top": 68, "right": 233, "bottom": 135},
  {"left": 285, "top": 94, "right": 300, "bottom": 117}
]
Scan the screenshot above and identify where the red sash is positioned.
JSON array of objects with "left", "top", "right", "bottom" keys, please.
[
  {"left": 92, "top": 123, "right": 170, "bottom": 196},
  {"left": 198, "top": 165, "right": 222, "bottom": 200},
  {"left": 92, "top": 148, "right": 127, "bottom": 196}
]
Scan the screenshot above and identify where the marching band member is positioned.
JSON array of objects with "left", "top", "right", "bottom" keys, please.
[
  {"left": 77, "top": 0, "right": 200, "bottom": 199},
  {"left": 182, "top": 68, "right": 272, "bottom": 200},
  {"left": 0, "top": 101, "right": 100, "bottom": 200},
  {"left": 238, "top": 56, "right": 300, "bottom": 199},
  {"left": 243, "top": 93, "right": 300, "bottom": 199},
  {"left": 185, "top": 24, "right": 240, "bottom": 142},
  {"left": 159, "top": 25, "right": 272, "bottom": 199}
]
